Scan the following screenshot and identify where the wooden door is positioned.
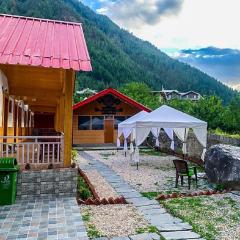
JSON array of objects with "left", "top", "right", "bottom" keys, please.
[{"left": 104, "top": 119, "right": 114, "bottom": 143}]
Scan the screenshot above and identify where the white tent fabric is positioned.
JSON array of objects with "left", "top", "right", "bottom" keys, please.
[
  {"left": 151, "top": 128, "right": 160, "bottom": 147},
  {"left": 134, "top": 105, "right": 207, "bottom": 161},
  {"left": 117, "top": 111, "right": 150, "bottom": 147},
  {"left": 164, "top": 128, "right": 175, "bottom": 150},
  {"left": 151, "top": 128, "right": 175, "bottom": 149}
]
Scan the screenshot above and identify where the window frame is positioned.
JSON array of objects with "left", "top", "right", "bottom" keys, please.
[{"left": 78, "top": 115, "right": 91, "bottom": 130}]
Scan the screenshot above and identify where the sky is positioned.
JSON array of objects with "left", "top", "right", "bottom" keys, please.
[{"left": 82, "top": 0, "right": 240, "bottom": 90}]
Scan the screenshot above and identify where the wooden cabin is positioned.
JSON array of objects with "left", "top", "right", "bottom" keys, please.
[
  {"left": 73, "top": 88, "right": 151, "bottom": 145},
  {"left": 0, "top": 14, "right": 92, "bottom": 167}
]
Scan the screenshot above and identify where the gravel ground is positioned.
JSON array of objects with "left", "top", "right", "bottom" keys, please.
[
  {"left": 81, "top": 204, "right": 149, "bottom": 238},
  {"left": 85, "top": 170, "right": 119, "bottom": 199},
  {"left": 85, "top": 150, "right": 189, "bottom": 192}
]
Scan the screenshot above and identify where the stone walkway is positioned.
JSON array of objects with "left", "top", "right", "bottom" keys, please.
[
  {"left": 79, "top": 151, "right": 204, "bottom": 240},
  {"left": 0, "top": 197, "right": 88, "bottom": 240}
]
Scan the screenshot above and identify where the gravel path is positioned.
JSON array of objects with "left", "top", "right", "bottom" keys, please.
[
  {"left": 85, "top": 170, "right": 119, "bottom": 199},
  {"left": 86, "top": 150, "right": 177, "bottom": 192},
  {"left": 81, "top": 204, "right": 149, "bottom": 238}
]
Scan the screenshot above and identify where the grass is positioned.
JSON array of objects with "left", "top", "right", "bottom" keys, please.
[
  {"left": 140, "top": 148, "right": 167, "bottom": 157},
  {"left": 136, "top": 225, "right": 159, "bottom": 234},
  {"left": 100, "top": 152, "right": 116, "bottom": 159},
  {"left": 160, "top": 195, "right": 240, "bottom": 240},
  {"left": 141, "top": 190, "right": 182, "bottom": 200},
  {"left": 82, "top": 210, "right": 103, "bottom": 239},
  {"left": 210, "top": 128, "right": 240, "bottom": 139},
  {"left": 141, "top": 192, "right": 159, "bottom": 200},
  {"left": 77, "top": 176, "right": 92, "bottom": 200}
]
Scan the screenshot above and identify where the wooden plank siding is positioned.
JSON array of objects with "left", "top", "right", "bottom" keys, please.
[{"left": 73, "top": 95, "right": 141, "bottom": 145}]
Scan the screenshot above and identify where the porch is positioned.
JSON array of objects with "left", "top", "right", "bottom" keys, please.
[{"left": 0, "top": 135, "right": 64, "bottom": 167}]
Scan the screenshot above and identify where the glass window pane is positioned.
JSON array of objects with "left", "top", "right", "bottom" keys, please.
[
  {"left": 114, "top": 116, "right": 126, "bottom": 129},
  {"left": 92, "top": 116, "right": 104, "bottom": 130},
  {"left": 78, "top": 116, "right": 90, "bottom": 130}
]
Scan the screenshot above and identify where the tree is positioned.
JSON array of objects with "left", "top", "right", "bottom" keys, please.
[{"left": 119, "top": 82, "right": 159, "bottom": 110}]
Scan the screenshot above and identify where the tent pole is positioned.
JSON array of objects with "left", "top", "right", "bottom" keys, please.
[{"left": 183, "top": 128, "right": 186, "bottom": 161}]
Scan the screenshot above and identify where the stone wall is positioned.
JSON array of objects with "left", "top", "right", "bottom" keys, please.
[
  {"left": 151, "top": 131, "right": 240, "bottom": 159},
  {"left": 17, "top": 168, "right": 78, "bottom": 199},
  {"left": 208, "top": 134, "right": 240, "bottom": 147}
]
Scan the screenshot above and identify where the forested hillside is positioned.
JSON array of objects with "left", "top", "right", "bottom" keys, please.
[{"left": 0, "top": 0, "right": 236, "bottom": 102}]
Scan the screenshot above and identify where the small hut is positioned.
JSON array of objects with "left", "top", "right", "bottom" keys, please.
[{"left": 72, "top": 88, "right": 151, "bottom": 145}]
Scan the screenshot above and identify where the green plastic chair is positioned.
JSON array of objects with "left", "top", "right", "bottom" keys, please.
[{"left": 173, "top": 159, "right": 198, "bottom": 190}]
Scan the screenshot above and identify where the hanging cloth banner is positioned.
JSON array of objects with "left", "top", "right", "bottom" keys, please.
[
  {"left": 134, "top": 146, "right": 140, "bottom": 163},
  {"left": 130, "top": 142, "right": 134, "bottom": 154},
  {"left": 151, "top": 128, "right": 160, "bottom": 147},
  {"left": 164, "top": 128, "right": 174, "bottom": 150},
  {"left": 123, "top": 139, "right": 128, "bottom": 152},
  {"left": 174, "top": 128, "right": 189, "bottom": 154},
  {"left": 117, "top": 138, "right": 121, "bottom": 148},
  {"left": 122, "top": 127, "right": 132, "bottom": 154},
  {"left": 129, "top": 133, "right": 134, "bottom": 154},
  {"left": 193, "top": 126, "right": 208, "bottom": 160}
]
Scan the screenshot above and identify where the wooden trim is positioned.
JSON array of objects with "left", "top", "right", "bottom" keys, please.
[{"left": 63, "top": 70, "right": 74, "bottom": 167}]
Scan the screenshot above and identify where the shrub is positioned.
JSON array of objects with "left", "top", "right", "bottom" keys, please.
[{"left": 77, "top": 176, "right": 92, "bottom": 200}]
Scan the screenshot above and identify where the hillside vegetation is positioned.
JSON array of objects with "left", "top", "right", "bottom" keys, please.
[{"left": 0, "top": 0, "right": 237, "bottom": 103}]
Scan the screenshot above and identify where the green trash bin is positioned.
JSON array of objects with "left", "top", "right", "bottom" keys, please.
[{"left": 0, "top": 158, "right": 19, "bottom": 205}]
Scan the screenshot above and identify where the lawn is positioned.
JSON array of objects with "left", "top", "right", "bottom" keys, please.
[
  {"left": 160, "top": 195, "right": 240, "bottom": 240},
  {"left": 139, "top": 148, "right": 167, "bottom": 157}
]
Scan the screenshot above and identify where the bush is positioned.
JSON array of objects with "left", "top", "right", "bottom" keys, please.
[
  {"left": 72, "top": 149, "right": 78, "bottom": 163},
  {"left": 77, "top": 176, "right": 92, "bottom": 200}
]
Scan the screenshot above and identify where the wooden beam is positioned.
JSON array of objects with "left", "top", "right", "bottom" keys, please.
[
  {"left": 30, "top": 106, "right": 56, "bottom": 113},
  {"left": 63, "top": 70, "right": 74, "bottom": 167},
  {"left": 10, "top": 87, "right": 61, "bottom": 98}
]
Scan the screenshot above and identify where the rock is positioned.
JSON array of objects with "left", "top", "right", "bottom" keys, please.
[{"left": 205, "top": 144, "right": 240, "bottom": 190}]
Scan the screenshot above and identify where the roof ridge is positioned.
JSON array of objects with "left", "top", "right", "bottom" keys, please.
[{"left": 0, "top": 13, "right": 82, "bottom": 26}]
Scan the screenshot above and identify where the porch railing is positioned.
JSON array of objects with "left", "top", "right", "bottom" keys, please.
[{"left": 0, "top": 135, "right": 64, "bottom": 165}]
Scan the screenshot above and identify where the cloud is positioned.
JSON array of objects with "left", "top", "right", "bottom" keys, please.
[
  {"left": 174, "top": 47, "right": 240, "bottom": 88},
  {"left": 96, "top": 0, "right": 184, "bottom": 28}
]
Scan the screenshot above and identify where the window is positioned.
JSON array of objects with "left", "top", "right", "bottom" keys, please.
[
  {"left": 78, "top": 116, "right": 90, "bottom": 130},
  {"left": 92, "top": 116, "right": 104, "bottom": 130},
  {"left": 114, "top": 116, "right": 127, "bottom": 129}
]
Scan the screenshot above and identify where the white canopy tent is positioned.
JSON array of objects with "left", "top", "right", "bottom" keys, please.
[
  {"left": 118, "top": 105, "right": 208, "bottom": 163},
  {"left": 117, "top": 110, "right": 150, "bottom": 153}
]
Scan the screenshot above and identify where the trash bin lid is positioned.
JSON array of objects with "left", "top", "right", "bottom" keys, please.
[{"left": 0, "top": 158, "right": 19, "bottom": 169}]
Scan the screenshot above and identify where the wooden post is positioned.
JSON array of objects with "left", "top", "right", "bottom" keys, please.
[{"left": 63, "top": 70, "right": 74, "bottom": 167}]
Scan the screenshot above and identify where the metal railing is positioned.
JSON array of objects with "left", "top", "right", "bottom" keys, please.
[{"left": 0, "top": 135, "right": 64, "bottom": 165}]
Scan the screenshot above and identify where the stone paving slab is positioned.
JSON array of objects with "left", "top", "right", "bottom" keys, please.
[
  {"left": 154, "top": 222, "right": 193, "bottom": 232},
  {"left": 140, "top": 208, "right": 167, "bottom": 216},
  {"left": 111, "top": 237, "right": 131, "bottom": 240},
  {"left": 161, "top": 231, "right": 201, "bottom": 240},
  {"left": 129, "top": 233, "right": 160, "bottom": 240},
  {"left": 148, "top": 214, "right": 183, "bottom": 226},
  {"left": 121, "top": 192, "right": 143, "bottom": 199},
  {"left": 0, "top": 197, "right": 88, "bottom": 240},
  {"left": 128, "top": 198, "right": 159, "bottom": 207}
]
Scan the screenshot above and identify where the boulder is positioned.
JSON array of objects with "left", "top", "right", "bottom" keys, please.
[{"left": 205, "top": 144, "right": 240, "bottom": 190}]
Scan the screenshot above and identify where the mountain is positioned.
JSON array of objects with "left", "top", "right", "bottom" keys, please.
[
  {"left": 0, "top": 0, "right": 236, "bottom": 103},
  {"left": 175, "top": 47, "right": 240, "bottom": 90}
]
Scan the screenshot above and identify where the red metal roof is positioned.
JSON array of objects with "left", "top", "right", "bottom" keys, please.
[
  {"left": 0, "top": 14, "right": 92, "bottom": 71},
  {"left": 73, "top": 88, "right": 151, "bottom": 112}
]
